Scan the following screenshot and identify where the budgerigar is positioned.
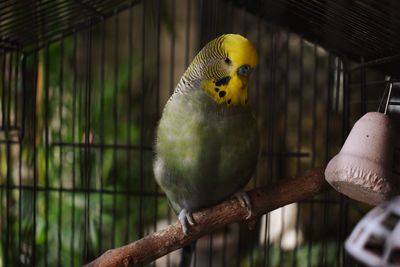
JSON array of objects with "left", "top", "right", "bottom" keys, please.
[{"left": 153, "top": 34, "right": 259, "bottom": 267}]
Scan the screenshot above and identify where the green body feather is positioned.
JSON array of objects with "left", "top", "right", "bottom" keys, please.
[
  {"left": 154, "top": 89, "right": 259, "bottom": 214},
  {"left": 154, "top": 34, "right": 259, "bottom": 267},
  {"left": 154, "top": 33, "right": 259, "bottom": 221}
]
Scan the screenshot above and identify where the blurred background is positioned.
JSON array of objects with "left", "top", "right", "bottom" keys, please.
[{"left": 0, "top": 0, "right": 399, "bottom": 266}]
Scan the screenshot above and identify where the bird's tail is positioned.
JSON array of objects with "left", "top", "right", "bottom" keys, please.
[{"left": 179, "top": 241, "right": 196, "bottom": 267}]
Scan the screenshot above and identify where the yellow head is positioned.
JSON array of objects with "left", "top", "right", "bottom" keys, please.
[{"left": 185, "top": 34, "right": 258, "bottom": 106}]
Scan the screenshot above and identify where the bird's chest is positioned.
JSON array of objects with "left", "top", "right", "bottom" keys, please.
[{"left": 157, "top": 94, "right": 258, "bottom": 184}]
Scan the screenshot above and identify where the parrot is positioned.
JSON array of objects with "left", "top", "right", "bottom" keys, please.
[{"left": 153, "top": 34, "right": 259, "bottom": 267}]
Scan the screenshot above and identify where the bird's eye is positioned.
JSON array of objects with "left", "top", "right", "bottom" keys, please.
[
  {"left": 224, "top": 57, "right": 231, "bottom": 64},
  {"left": 238, "top": 64, "right": 252, "bottom": 76}
]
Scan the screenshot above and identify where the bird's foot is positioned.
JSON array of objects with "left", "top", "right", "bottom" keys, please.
[
  {"left": 178, "top": 209, "right": 195, "bottom": 235},
  {"left": 234, "top": 191, "right": 252, "bottom": 219}
]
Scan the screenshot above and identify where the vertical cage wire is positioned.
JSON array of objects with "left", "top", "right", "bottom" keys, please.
[{"left": 0, "top": 0, "right": 397, "bottom": 267}]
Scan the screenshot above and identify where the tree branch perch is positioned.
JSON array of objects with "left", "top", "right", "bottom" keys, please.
[{"left": 85, "top": 168, "right": 328, "bottom": 267}]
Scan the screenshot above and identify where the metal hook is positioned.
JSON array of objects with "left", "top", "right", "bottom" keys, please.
[
  {"left": 377, "top": 79, "right": 393, "bottom": 114},
  {"left": 384, "top": 83, "right": 393, "bottom": 115}
]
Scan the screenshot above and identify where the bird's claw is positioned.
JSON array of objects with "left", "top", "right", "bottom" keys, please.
[
  {"left": 234, "top": 191, "right": 252, "bottom": 219},
  {"left": 179, "top": 209, "right": 195, "bottom": 235}
]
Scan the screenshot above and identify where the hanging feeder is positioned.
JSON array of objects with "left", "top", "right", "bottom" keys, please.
[
  {"left": 345, "top": 196, "right": 400, "bottom": 266},
  {"left": 325, "top": 82, "right": 399, "bottom": 205}
]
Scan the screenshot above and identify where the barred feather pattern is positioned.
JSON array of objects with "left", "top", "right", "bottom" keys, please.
[{"left": 172, "top": 35, "right": 229, "bottom": 96}]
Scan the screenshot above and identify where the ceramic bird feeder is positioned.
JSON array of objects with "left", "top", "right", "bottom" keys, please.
[
  {"left": 345, "top": 196, "right": 400, "bottom": 266},
  {"left": 325, "top": 83, "right": 399, "bottom": 205}
]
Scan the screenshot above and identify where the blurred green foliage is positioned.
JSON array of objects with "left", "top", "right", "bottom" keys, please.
[
  {"left": 241, "top": 242, "right": 340, "bottom": 267},
  {"left": 0, "top": 3, "right": 170, "bottom": 266}
]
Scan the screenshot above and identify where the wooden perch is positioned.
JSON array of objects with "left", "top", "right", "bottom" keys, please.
[{"left": 86, "top": 168, "right": 328, "bottom": 267}]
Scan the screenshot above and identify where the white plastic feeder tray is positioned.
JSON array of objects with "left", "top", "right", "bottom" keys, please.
[{"left": 345, "top": 196, "right": 400, "bottom": 267}]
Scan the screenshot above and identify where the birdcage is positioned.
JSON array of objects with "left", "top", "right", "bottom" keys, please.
[{"left": 0, "top": 0, "right": 399, "bottom": 266}]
